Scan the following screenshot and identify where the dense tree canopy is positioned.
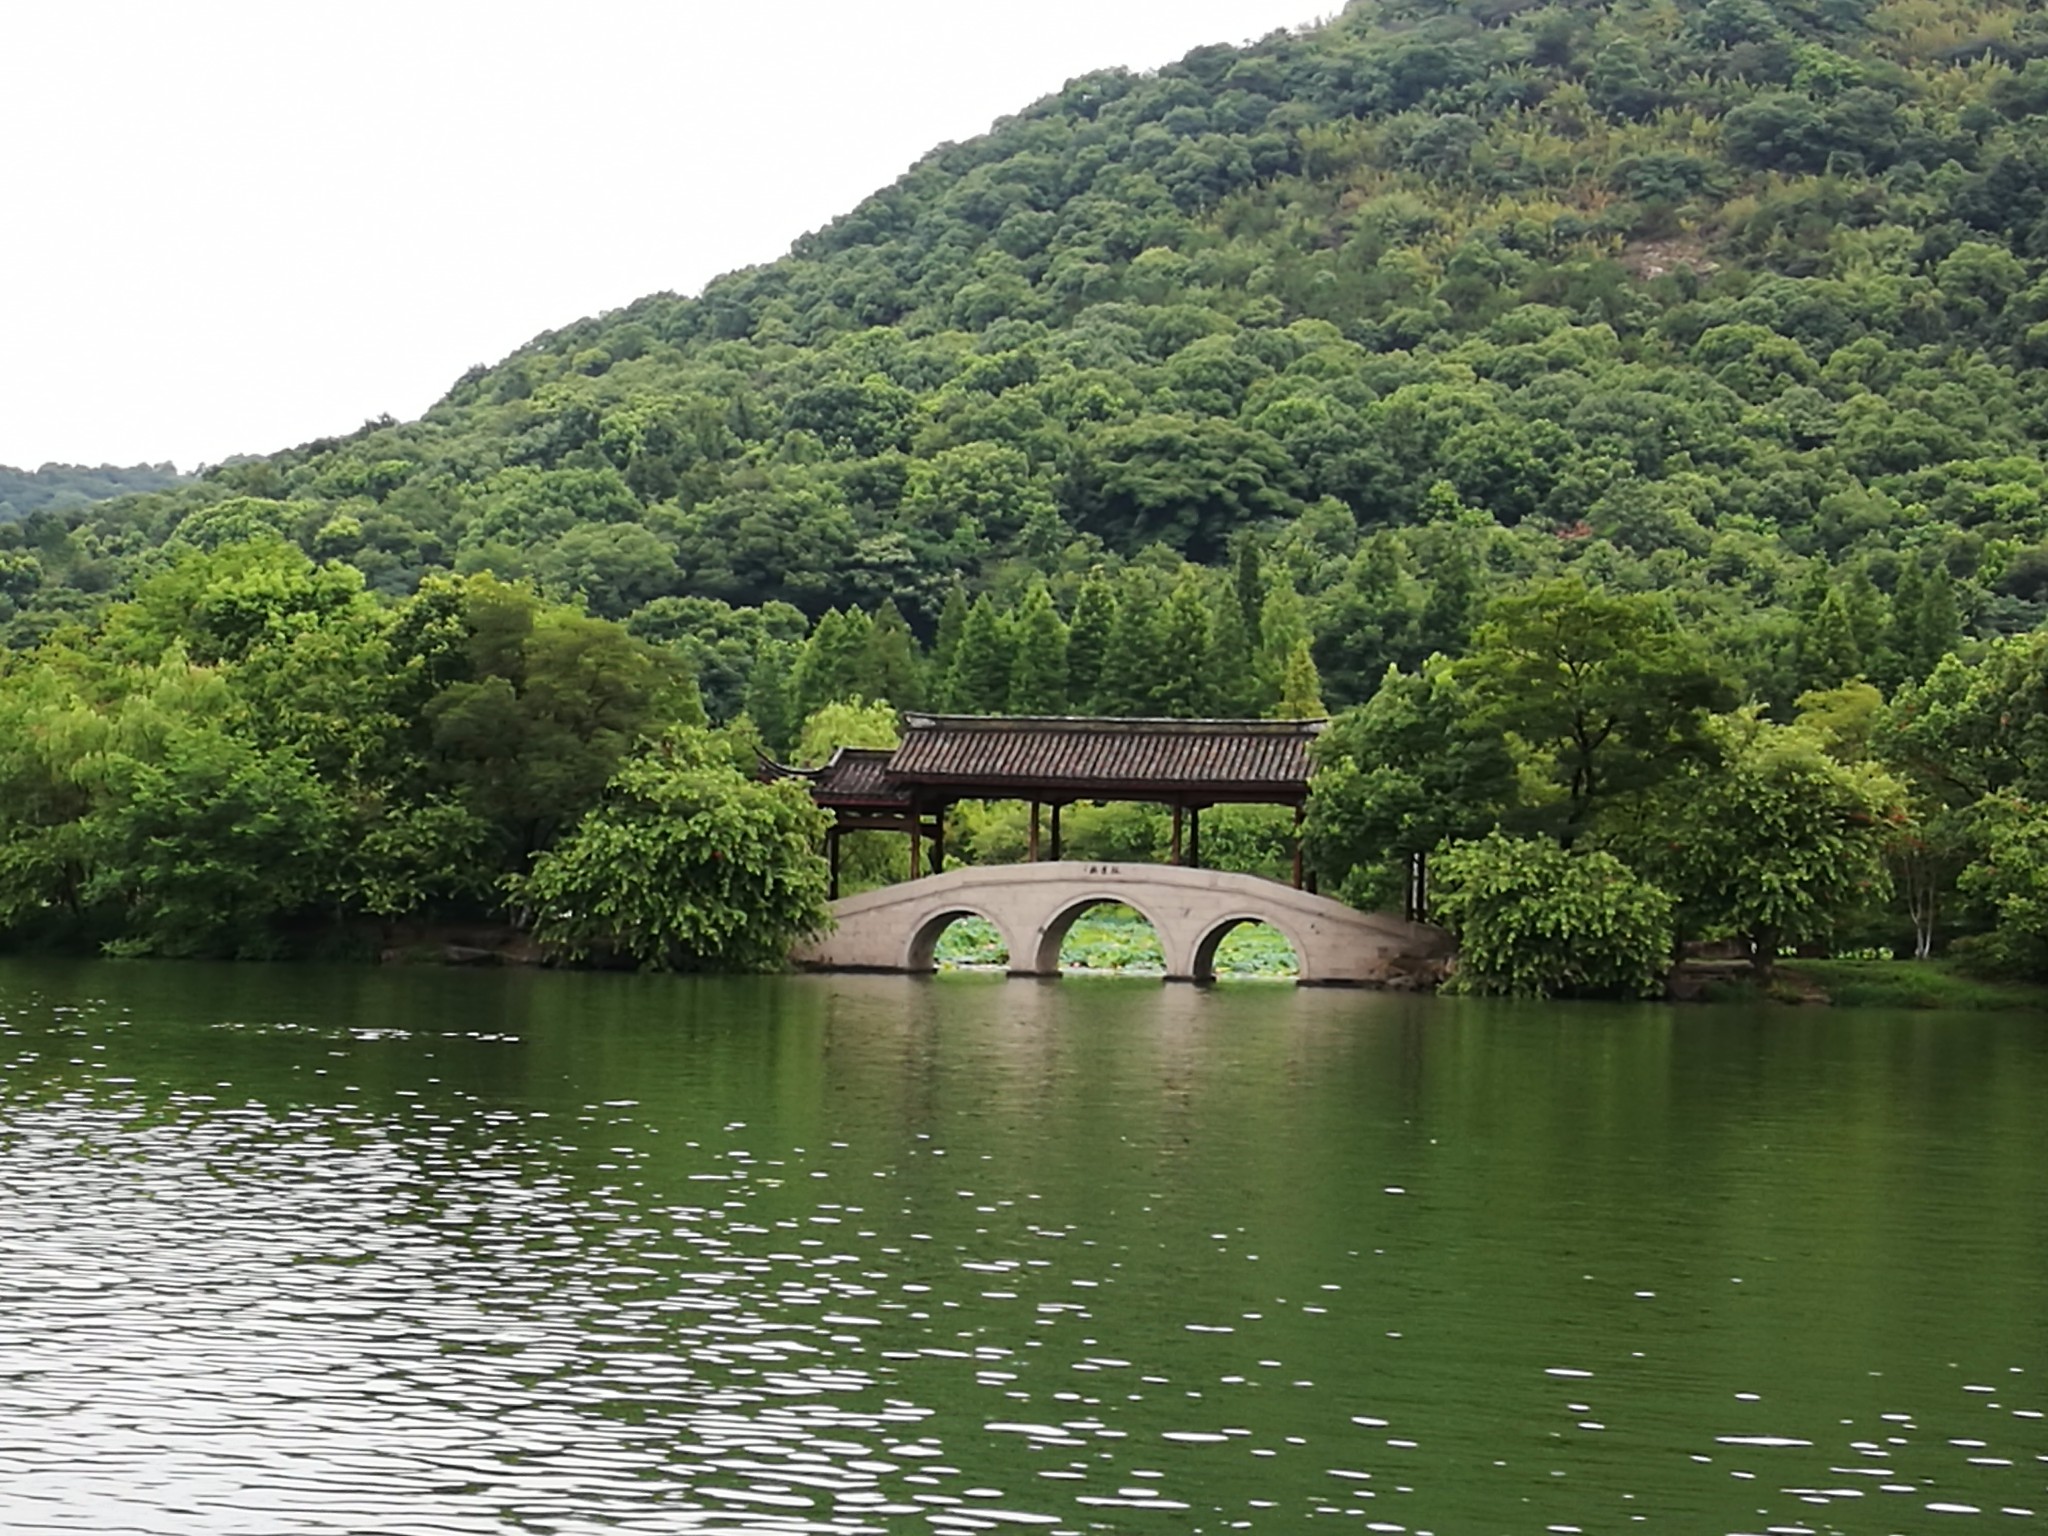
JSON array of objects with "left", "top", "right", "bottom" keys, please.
[{"left": 7, "top": 0, "right": 2048, "bottom": 979}]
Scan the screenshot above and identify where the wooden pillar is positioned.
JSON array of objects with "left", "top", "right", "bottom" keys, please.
[
  {"left": 1171, "top": 804, "right": 1184, "bottom": 866},
  {"left": 827, "top": 825, "right": 841, "bottom": 901},
  {"left": 1292, "top": 803, "right": 1305, "bottom": 891},
  {"left": 1050, "top": 802, "right": 1063, "bottom": 861},
  {"left": 931, "top": 809, "right": 944, "bottom": 875},
  {"left": 908, "top": 804, "right": 922, "bottom": 880},
  {"left": 1188, "top": 807, "right": 1202, "bottom": 870},
  {"left": 1029, "top": 801, "right": 1042, "bottom": 862}
]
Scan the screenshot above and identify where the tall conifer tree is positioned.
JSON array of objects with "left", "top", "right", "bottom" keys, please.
[
  {"left": 1157, "top": 575, "right": 1217, "bottom": 718},
  {"left": 1009, "top": 584, "right": 1070, "bottom": 714},
  {"left": 1912, "top": 564, "right": 1961, "bottom": 680},
  {"left": 861, "top": 599, "right": 923, "bottom": 710},
  {"left": 1275, "top": 638, "right": 1326, "bottom": 719},
  {"left": 946, "top": 595, "right": 1014, "bottom": 715},
  {"left": 929, "top": 582, "right": 971, "bottom": 708},
  {"left": 1796, "top": 587, "right": 1862, "bottom": 693},
  {"left": 743, "top": 643, "right": 799, "bottom": 757},
  {"left": 1098, "top": 584, "right": 1174, "bottom": 717},
  {"left": 1255, "top": 581, "right": 1311, "bottom": 713},
  {"left": 1066, "top": 574, "right": 1118, "bottom": 714},
  {"left": 1233, "top": 540, "right": 1265, "bottom": 652},
  {"left": 1207, "top": 579, "right": 1259, "bottom": 717},
  {"left": 795, "top": 608, "right": 867, "bottom": 720}
]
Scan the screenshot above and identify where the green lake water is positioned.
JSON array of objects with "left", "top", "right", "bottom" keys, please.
[{"left": 2, "top": 958, "right": 2045, "bottom": 1533}]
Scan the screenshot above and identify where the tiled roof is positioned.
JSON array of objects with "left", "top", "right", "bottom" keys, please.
[
  {"left": 886, "top": 714, "right": 1321, "bottom": 799},
  {"left": 816, "top": 747, "right": 908, "bottom": 804},
  {"left": 770, "top": 717, "right": 1325, "bottom": 809}
]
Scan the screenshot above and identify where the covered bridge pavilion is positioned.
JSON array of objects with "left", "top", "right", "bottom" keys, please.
[{"left": 765, "top": 713, "right": 1325, "bottom": 898}]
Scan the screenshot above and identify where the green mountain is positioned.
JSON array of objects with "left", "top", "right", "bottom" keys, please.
[
  {"left": 7, "top": 0, "right": 2048, "bottom": 973},
  {"left": 8, "top": 0, "right": 2048, "bottom": 693}
]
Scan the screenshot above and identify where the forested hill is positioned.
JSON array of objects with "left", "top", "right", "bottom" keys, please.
[
  {"left": 8, "top": 0, "right": 2048, "bottom": 714},
  {"left": 10, "top": 0, "right": 2048, "bottom": 974},
  {"left": 0, "top": 462, "right": 184, "bottom": 524}
]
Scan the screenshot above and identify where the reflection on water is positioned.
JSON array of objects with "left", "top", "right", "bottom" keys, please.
[{"left": 1, "top": 962, "right": 2045, "bottom": 1533}]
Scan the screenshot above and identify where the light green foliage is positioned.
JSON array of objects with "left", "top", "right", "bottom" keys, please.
[
  {"left": 795, "top": 697, "right": 899, "bottom": 767},
  {"left": 1433, "top": 834, "right": 1675, "bottom": 1001},
  {"left": 1, "top": 651, "right": 351, "bottom": 958},
  {"left": 343, "top": 798, "right": 496, "bottom": 920},
  {"left": 949, "top": 799, "right": 1168, "bottom": 868},
  {"left": 1194, "top": 805, "right": 1297, "bottom": 883},
  {"left": 1456, "top": 578, "right": 1731, "bottom": 842},
  {"left": 1274, "top": 639, "right": 1325, "bottom": 720},
  {"left": 1608, "top": 711, "right": 1904, "bottom": 962},
  {"left": 796, "top": 698, "right": 905, "bottom": 892},
  {"left": 1794, "top": 682, "right": 1884, "bottom": 763},
  {"left": 1954, "top": 798, "right": 2048, "bottom": 979},
  {"left": 1880, "top": 634, "right": 2048, "bottom": 808},
  {"left": 90, "top": 721, "right": 342, "bottom": 959},
  {"left": 512, "top": 728, "right": 832, "bottom": 972}
]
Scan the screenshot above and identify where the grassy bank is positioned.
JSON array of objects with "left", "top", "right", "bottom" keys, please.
[{"left": 1768, "top": 960, "right": 2048, "bottom": 1013}]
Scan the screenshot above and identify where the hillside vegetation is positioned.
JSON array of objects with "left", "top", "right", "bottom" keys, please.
[{"left": 6, "top": 0, "right": 2048, "bottom": 982}]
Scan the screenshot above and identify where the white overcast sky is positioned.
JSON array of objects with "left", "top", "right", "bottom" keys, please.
[{"left": 1, "top": 0, "right": 1327, "bottom": 472}]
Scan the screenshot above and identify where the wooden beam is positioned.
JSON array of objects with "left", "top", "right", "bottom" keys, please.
[
  {"left": 1029, "top": 801, "right": 1041, "bottom": 862},
  {"left": 1050, "top": 802, "right": 1063, "bottom": 861},
  {"left": 1171, "top": 804, "right": 1184, "bottom": 866},
  {"left": 1188, "top": 806, "right": 1201, "bottom": 870}
]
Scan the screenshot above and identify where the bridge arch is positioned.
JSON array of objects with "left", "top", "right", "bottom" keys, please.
[
  {"left": 1029, "top": 892, "right": 1174, "bottom": 978},
  {"left": 905, "top": 907, "right": 1019, "bottom": 973},
  {"left": 793, "top": 863, "right": 1449, "bottom": 987},
  {"left": 1191, "top": 914, "right": 1307, "bottom": 984}
]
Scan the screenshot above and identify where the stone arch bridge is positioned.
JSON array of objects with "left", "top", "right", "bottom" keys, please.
[{"left": 791, "top": 862, "right": 1449, "bottom": 985}]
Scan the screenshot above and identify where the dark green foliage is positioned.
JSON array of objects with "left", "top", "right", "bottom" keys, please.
[
  {"left": 862, "top": 599, "right": 924, "bottom": 710},
  {"left": 1307, "top": 657, "right": 1516, "bottom": 897},
  {"left": 1009, "top": 584, "right": 1069, "bottom": 714},
  {"left": 1064, "top": 575, "right": 1117, "bottom": 714},
  {"left": 945, "top": 595, "right": 1014, "bottom": 715}
]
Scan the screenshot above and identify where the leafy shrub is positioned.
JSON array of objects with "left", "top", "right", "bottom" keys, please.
[
  {"left": 512, "top": 727, "right": 831, "bottom": 971},
  {"left": 1433, "top": 833, "right": 1675, "bottom": 1000}
]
